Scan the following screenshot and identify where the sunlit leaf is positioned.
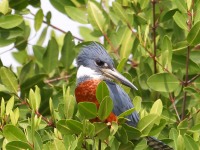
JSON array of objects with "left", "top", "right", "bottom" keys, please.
[
  {"left": 173, "top": 12, "right": 187, "bottom": 30},
  {"left": 0, "top": 67, "right": 18, "bottom": 94},
  {"left": 150, "top": 99, "right": 163, "bottom": 116},
  {"left": 34, "top": 9, "right": 44, "bottom": 31},
  {"left": 0, "top": 15, "right": 23, "bottom": 29},
  {"left": 87, "top": 1, "right": 109, "bottom": 33}
]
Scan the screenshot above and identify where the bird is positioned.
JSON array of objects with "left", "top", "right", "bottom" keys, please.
[{"left": 75, "top": 42, "right": 173, "bottom": 150}]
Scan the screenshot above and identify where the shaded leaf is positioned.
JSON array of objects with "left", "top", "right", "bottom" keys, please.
[
  {"left": 187, "top": 21, "right": 200, "bottom": 46},
  {"left": 94, "top": 122, "right": 110, "bottom": 140},
  {"left": 43, "top": 37, "right": 59, "bottom": 73},
  {"left": 147, "top": 73, "right": 180, "bottom": 92},
  {"left": 78, "top": 102, "right": 97, "bottom": 119},
  {"left": 98, "top": 97, "right": 113, "bottom": 121},
  {"left": 96, "top": 81, "right": 109, "bottom": 103},
  {"left": 60, "top": 32, "right": 75, "bottom": 70},
  {"left": 66, "top": 119, "right": 83, "bottom": 134},
  {"left": 6, "top": 141, "right": 32, "bottom": 150}
]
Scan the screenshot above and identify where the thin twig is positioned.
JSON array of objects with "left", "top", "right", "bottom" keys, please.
[
  {"left": 187, "top": 73, "right": 200, "bottom": 84},
  {"left": 152, "top": 0, "right": 157, "bottom": 73},
  {"left": 169, "top": 93, "right": 180, "bottom": 121}
]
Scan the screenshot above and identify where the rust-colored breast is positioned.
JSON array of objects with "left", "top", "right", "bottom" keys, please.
[{"left": 75, "top": 79, "right": 117, "bottom": 123}]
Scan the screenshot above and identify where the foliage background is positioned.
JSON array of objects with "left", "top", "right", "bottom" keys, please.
[{"left": 0, "top": 0, "right": 200, "bottom": 149}]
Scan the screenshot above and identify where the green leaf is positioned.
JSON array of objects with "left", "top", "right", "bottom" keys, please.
[
  {"left": 3, "top": 125, "right": 27, "bottom": 142},
  {"left": 112, "top": 2, "right": 129, "bottom": 24},
  {"left": 119, "top": 141, "right": 134, "bottom": 150},
  {"left": 173, "top": 12, "right": 187, "bottom": 30},
  {"left": 172, "top": 55, "right": 200, "bottom": 75},
  {"left": 66, "top": 119, "right": 83, "bottom": 134},
  {"left": 132, "top": 96, "right": 142, "bottom": 112},
  {"left": 63, "top": 87, "right": 76, "bottom": 119},
  {"left": 78, "top": 102, "right": 97, "bottom": 119},
  {"left": 147, "top": 73, "right": 180, "bottom": 92},
  {"left": 0, "top": 27, "right": 23, "bottom": 39},
  {"left": 36, "top": 27, "right": 48, "bottom": 46},
  {"left": 0, "top": 0, "right": 11, "bottom": 14},
  {"left": 187, "top": 21, "right": 200, "bottom": 46},
  {"left": 20, "top": 74, "right": 46, "bottom": 91},
  {"left": 184, "top": 134, "right": 199, "bottom": 150},
  {"left": 177, "top": 134, "right": 185, "bottom": 150},
  {"left": 0, "top": 67, "right": 18, "bottom": 93},
  {"left": 115, "top": 127, "right": 128, "bottom": 144},
  {"left": 122, "top": 124, "right": 141, "bottom": 139},
  {"left": 6, "top": 141, "right": 32, "bottom": 150},
  {"left": 6, "top": 96, "right": 14, "bottom": 115},
  {"left": 98, "top": 97, "right": 113, "bottom": 121},
  {"left": 137, "top": 114, "right": 159, "bottom": 136},
  {"left": 188, "top": 123, "right": 200, "bottom": 133},
  {"left": 1, "top": 98, "right": 5, "bottom": 117},
  {"left": 96, "top": 81, "right": 109, "bottom": 103},
  {"left": 57, "top": 120, "right": 73, "bottom": 135},
  {"left": 169, "top": 128, "right": 178, "bottom": 150},
  {"left": 120, "top": 28, "right": 134, "bottom": 59},
  {"left": 65, "top": 6, "right": 87, "bottom": 24},
  {"left": 94, "top": 122, "right": 110, "bottom": 140},
  {"left": 60, "top": 32, "right": 75, "bottom": 70},
  {"left": 150, "top": 99, "right": 163, "bottom": 116},
  {"left": 19, "top": 60, "right": 34, "bottom": 84},
  {"left": 174, "top": 0, "right": 187, "bottom": 13},
  {"left": 43, "top": 37, "right": 59, "bottom": 73},
  {"left": 87, "top": 1, "right": 109, "bottom": 33},
  {"left": 118, "top": 108, "right": 135, "bottom": 118},
  {"left": 117, "top": 58, "right": 128, "bottom": 72},
  {"left": 34, "top": 131, "right": 43, "bottom": 150},
  {"left": 34, "top": 9, "right": 44, "bottom": 31},
  {"left": 0, "top": 15, "right": 23, "bottom": 29}
]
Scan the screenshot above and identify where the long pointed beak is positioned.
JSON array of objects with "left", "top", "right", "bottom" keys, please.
[{"left": 101, "top": 68, "right": 138, "bottom": 90}]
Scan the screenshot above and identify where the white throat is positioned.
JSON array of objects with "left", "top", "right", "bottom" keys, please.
[{"left": 77, "top": 65, "right": 103, "bottom": 80}]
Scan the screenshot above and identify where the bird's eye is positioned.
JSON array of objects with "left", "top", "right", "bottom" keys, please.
[{"left": 95, "top": 60, "right": 105, "bottom": 67}]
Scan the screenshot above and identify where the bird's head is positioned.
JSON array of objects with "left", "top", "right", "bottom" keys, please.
[{"left": 76, "top": 42, "right": 137, "bottom": 90}]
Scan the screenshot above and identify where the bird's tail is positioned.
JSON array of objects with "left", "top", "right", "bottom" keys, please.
[{"left": 146, "top": 136, "right": 173, "bottom": 150}]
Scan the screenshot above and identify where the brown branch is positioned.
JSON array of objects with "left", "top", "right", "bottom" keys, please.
[
  {"left": 169, "top": 93, "right": 180, "bottom": 121},
  {"left": 187, "top": 73, "right": 200, "bottom": 85},
  {"left": 152, "top": 0, "right": 157, "bottom": 73}
]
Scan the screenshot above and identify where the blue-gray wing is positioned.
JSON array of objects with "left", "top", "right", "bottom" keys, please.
[{"left": 105, "top": 80, "right": 139, "bottom": 127}]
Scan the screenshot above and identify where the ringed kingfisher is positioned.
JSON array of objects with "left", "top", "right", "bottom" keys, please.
[{"left": 75, "top": 42, "right": 173, "bottom": 150}]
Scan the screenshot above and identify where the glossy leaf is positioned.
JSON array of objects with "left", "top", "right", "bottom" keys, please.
[
  {"left": 147, "top": 73, "right": 180, "bottom": 92},
  {"left": 6, "top": 141, "right": 32, "bottom": 150},
  {"left": 187, "top": 21, "right": 200, "bottom": 46},
  {"left": 98, "top": 97, "right": 113, "bottom": 121},
  {"left": 3, "top": 125, "right": 27, "bottom": 142},
  {"left": 173, "top": 12, "right": 187, "bottom": 30},
  {"left": 0, "top": 67, "right": 18, "bottom": 94},
  {"left": 0, "top": 15, "right": 23, "bottom": 29},
  {"left": 87, "top": 1, "right": 109, "bottom": 33},
  {"left": 78, "top": 102, "right": 97, "bottom": 119},
  {"left": 96, "top": 81, "right": 109, "bottom": 103},
  {"left": 42, "top": 37, "right": 59, "bottom": 73},
  {"left": 34, "top": 9, "right": 44, "bottom": 31}
]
